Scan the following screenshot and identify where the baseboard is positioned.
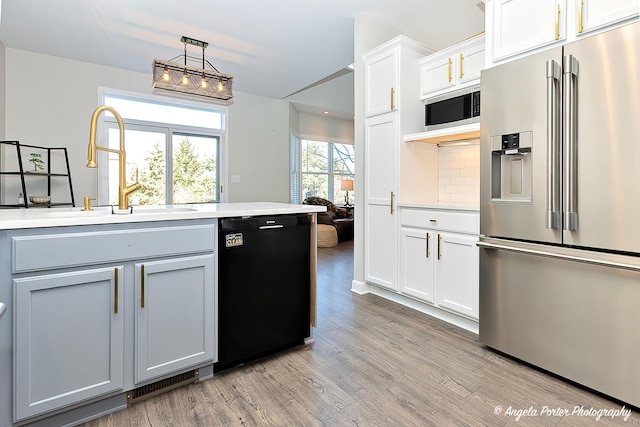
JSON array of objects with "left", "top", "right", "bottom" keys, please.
[
  {"left": 368, "top": 285, "right": 479, "bottom": 335},
  {"left": 350, "top": 279, "right": 369, "bottom": 295}
]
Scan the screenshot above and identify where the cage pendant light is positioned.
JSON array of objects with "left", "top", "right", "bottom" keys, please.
[{"left": 152, "top": 36, "right": 233, "bottom": 103}]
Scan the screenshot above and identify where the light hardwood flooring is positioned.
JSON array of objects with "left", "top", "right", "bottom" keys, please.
[{"left": 83, "top": 241, "right": 638, "bottom": 426}]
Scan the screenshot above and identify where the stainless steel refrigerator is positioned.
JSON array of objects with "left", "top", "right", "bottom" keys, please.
[{"left": 479, "top": 22, "right": 640, "bottom": 407}]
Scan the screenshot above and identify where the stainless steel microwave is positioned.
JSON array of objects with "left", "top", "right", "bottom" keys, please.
[{"left": 425, "top": 85, "right": 480, "bottom": 131}]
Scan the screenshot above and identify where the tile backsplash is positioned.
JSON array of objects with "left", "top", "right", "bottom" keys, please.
[{"left": 438, "top": 144, "right": 480, "bottom": 204}]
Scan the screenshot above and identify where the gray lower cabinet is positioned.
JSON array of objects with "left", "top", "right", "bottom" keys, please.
[
  {"left": 9, "top": 222, "right": 216, "bottom": 423},
  {"left": 135, "top": 255, "right": 215, "bottom": 383},
  {"left": 13, "top": 266, "right": 125, "bottom": 421}
]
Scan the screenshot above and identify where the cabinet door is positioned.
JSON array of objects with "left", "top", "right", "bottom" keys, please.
[
  {"left": 434, "top": 233, "right": 479, "bottom": 320},
  {"left": 365, "top": 114, "right": 397, "bottom": 205},
  {"left": 365, "top": 114, "right": 398, "bottom": 291},
  {"left": 135, "top": 254, "right": 214, "bottom": 383},
  {"left": 420, "top": 55, "right": 457, "bottom": 98},
  {"left": 366, "top": 204, "right": 397, "bottom": 291},
  {"left": 576, "top": 0, "right": 638, "bottom": 35},
  {"left": 364, "top": 47, "right": 398, "bottom": 117},
  {"left": 399, "top": 228, "right": 435, "bottom": 303},
  {"left": 14, "top": 267, "right": 124, "bottom": 421},
  {"left": 492, "top": 0, "right": 566, "bottom": 61},
  {"left": 458, "top": 43, "right": 485, "bottom": 85}
]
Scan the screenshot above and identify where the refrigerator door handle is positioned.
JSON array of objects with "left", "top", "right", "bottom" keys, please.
[
  {"left": 563, "top": 55, "right": 579, "bottom": 231},
  {"left": 477, "top": 240, "right": 640, "bottom": 272},
  {"left": 545, "top": 59, "right": 562, "bottom": 229}
]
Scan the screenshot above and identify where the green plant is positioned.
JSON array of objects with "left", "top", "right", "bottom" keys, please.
[{"left": 28, "top": 153, "right": 45, "bottom": 172}]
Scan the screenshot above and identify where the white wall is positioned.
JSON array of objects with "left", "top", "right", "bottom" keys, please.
[
  {"left": 226, "top": 91, "right": 290, "bottom": 202},
  {"left": 298, "top": 112, "right": 354, "bottom": 144},
  {"left": 286, "top": 72, "right": 354, "bottom": 118},
  {"left": 3, "top": 48, "right": 291, "bottom": 205}
]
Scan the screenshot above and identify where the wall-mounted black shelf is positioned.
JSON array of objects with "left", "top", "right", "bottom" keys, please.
[{"left": 0, "top": 141, "right": 75, "bottom": 208}]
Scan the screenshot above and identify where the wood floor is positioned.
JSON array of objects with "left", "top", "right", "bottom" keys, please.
[{"left": 83, "top": 241, "right": 638, "bottom": 426}]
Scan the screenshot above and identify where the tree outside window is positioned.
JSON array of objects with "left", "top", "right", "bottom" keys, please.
[{"left": 103, "top": 93, "right": 224, "bottom": 206}]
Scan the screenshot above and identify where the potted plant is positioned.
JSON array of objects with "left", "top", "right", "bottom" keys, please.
[{"left": 28, "top": 153, "right": 45, "bottom": 172}]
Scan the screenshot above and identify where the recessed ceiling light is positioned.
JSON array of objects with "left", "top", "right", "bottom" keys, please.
[{"left": 323, "top": 111, "right": 330, "bottom": 115}]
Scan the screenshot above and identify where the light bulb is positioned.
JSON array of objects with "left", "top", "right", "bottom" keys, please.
[
  {"left": 217, "top": 80, "right": 224, "bottom": 92},
  {"left": 162, "top": 67, "right": 169, "bottom": 81},
  {"left": 182, "top": 72, "right": 189, "bottom": 85},
  {"left": 201, "top": 75, "right": 207, "bottom": 88}
]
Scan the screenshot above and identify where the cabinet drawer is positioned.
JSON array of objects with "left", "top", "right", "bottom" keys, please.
[
  {"left": 13, "top": 224, "right": 216, "bottom": 273},
  {"left": 400, "top": 208, "right": 478, "bottom": 234}
]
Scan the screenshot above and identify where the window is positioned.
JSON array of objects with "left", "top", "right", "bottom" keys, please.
[
  {"left": 99, "top": 91, "right": 226, "bottom": 206},
  {"left": 291, "top": 136, "right": 355, "bottom": 205}
]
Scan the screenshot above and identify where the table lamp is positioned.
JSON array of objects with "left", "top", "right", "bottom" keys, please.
[{"left": 341, "top": 179, "right": 354, "bottom": 206}]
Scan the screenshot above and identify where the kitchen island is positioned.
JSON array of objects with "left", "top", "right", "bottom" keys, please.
[{"left": 0, "top": 202, "right": 324, "bottom": 427}]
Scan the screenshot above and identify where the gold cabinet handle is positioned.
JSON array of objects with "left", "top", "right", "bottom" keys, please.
[
  {"left": 578, "top": 0, "right": 584, "bottom": 33},
  {"left": 459, "top": 53, "right": 464, "bottom": 79},
  {"left": 437, "top": 234, "right": 441, "bottom": 260},
  {"left": 390, "top": 191, "right": 395, "bottom": 214},
  {"left": 390, "top": 87, "right": 395, "bottom": 110},
  {"left": 447, "top": 57, "right": 452, "bottom": 82},
  {"left": 426, "top": 233, "right": 430, "bottom": 258},
  {"left": 114, "top": 268, "right": 119, "bottom": 314},
  {"left": 141, "top": 264, "right": 145, "bottom": 308},
  {"left": 555, "top": 3, "right": 561, "bottom": 40}
]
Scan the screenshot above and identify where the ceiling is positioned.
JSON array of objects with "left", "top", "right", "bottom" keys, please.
[{"left": 0, "top": 0, "right": 485, "bottom": 100}]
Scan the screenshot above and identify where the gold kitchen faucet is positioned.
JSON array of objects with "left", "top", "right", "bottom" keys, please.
[{"left": 86, "top": 105, "right": 141, "bottom": 212}]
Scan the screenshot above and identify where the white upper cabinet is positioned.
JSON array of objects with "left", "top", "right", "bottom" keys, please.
[
  {"left": 576, "top": 0, "right": 639, "bottom": 36},
  {"left": 484, "top": 0, "right": 638, "bottom": 66},
  {"left": 488, "top": 0, "right": 566, "bottom": 62},
  {"left": 420, "top": 34, "right": 485, "bottom": 99},
  {"left": 364, "top": 48, "right": 398, "bottom": 117},
  {"left": 364, "top": 36, "right": 433, "bottom": 118}
]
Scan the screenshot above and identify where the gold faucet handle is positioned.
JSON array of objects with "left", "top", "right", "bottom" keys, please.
[
  {"left": 134, "top": 168, "right": 139, "bottom": 183},
  {"left": 82, "top": 196, "right": 96, "bottom": 211}
]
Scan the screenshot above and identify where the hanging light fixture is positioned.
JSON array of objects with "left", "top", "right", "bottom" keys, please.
[{"left": 152, "top": 36, "right": 233, "bottom": 103}]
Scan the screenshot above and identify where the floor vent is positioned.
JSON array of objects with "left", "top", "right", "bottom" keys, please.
[{"left": 127, "top": 369, "right": 199, "bottom": 405}]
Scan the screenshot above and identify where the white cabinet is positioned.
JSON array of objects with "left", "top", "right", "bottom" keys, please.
[
  {"left": 484, "top": 0, "right": 638, "bottom": 66},
  {"left": 364, "top": 36, "right": 433, "bottom": 117},
  {"left": 488, "top": 0, "right": 566, "bottom": 62},
  {"left": 364, "top": 48, "right": 398, "bottom": 117},
  {"left": 434, "top": 232, "right": 479, "bottom": 319},
  {"left": 420, "top": 34, "right": 485, "bottom": 99},
  {"left": 399, "top": 208, "right": 479, "bottom": 321},
  {"left": 14, "top": 267, "right": 124, "bottom": 421},
  {"left": 135, "top": 255, "right": 214, "bottom": 383},
  {"left": 365, "top": 114, "right": 398, "bottom": 291},
  {"left": 399, "top": 228, "right": 435, "bottom": 303},
  {"left": 363, "top": 36, "right": 431, "bottom": 293},
  {"left": 576, "top": 0, "right": 638, "bottom": 35}
]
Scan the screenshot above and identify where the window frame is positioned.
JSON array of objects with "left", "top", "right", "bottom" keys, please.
[
  {"left": 97, "top": 88, "right": 228, "bottom": 205},
  {"left": 291, "top": 136, "right": 355, "bottom": 204}
]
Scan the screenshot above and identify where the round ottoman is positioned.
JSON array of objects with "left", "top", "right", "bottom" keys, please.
[{"left": 317, "top": 224, "right": 338, "bottom": 248}]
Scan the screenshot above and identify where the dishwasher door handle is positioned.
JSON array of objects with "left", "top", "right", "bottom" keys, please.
[{"left": 259, "top": 225, "right": 284, "bottom": 230}]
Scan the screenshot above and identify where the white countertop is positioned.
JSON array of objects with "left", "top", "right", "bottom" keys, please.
[{"left": 0, "top": 202, "right": 326, "bottom": 230}]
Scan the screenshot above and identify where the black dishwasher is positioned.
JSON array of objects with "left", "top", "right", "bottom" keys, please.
[{"left": 214, "top": 214, "right": 311, "bottom": 372}]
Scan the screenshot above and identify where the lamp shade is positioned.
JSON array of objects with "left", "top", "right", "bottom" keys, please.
[{"left": 340, "top": 179, "right": 354, "bottom": 191}]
